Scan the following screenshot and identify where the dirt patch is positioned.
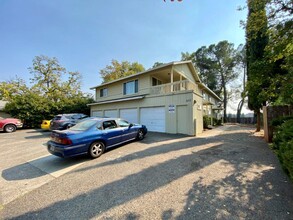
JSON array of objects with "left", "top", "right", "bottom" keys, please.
[{"left": 251, "top": 129, "right": 265, "bottom": 138}]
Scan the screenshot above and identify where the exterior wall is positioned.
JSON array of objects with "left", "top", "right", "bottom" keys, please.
[
  {"left": 91, "top": 63, "right": 221, "bottom": 136},
  {"left": 90, "top": 91, "right": 195, "bottom": 135},
  {"left": 174, "top": 64, "right": 196, "bottom": 84},
  {"left": 95, "top": 74, "right": 150, "bottom": 101},
  {"left": 193, "top": 92, "right": 203, "bottom": 135}
]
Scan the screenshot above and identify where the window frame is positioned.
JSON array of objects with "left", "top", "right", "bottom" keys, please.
[
  {"left": 100, "top": 88, "right": 108, "bottom": 97},
  {"left": 116, "top": 119, "right": 130, "bottom": 127},
  {"left": 102, "top": 120, "right": 118, "bottom": 130},
  {"left": 123, "top": 79, "right": 138, "bottom": 95}
]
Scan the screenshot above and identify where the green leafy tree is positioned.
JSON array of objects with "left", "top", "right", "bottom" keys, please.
[
  {"left": 182, "top": 48, "right": 219, "bottom": 94},
  {"left": 209, "top": 41, "right": 240, "bottom": 122},
  {"left": 0, "top": 77, "right": 29, "bottom": 101},
  {"left": 246, "top": 0, "right": 269, "bottom": 131},
  {"left": 182, "top": 41, "right": 240, "bottom": 122},
  {"left": 236, "top": 44, "right": 247, "bottom": 123},
  {"left": 29, "top": 55, "right": 82, "bottom": 101},
  {"left": 100, "top": 60, "right": 145, "bottom": 83},
  {"left": 266, "top": 0, "right": 293, "bottom": 104},
  {"left": 152, "top": 62, "right": 165, "bottom": 68},
  {"left": 245, "top": 0, "right": 293, "bottom": 131},
  {"left": 0, "top": 55, "right": 93, "bottom": 127}
]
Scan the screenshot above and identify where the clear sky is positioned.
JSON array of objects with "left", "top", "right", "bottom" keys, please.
[{"left": 0, "top": 0, "right": 247, "bottom": 98}]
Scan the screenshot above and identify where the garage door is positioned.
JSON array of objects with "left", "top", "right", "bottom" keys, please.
[
  {"left": 104, "top": 110, "right": 118, "bottom": 118},
  {"left": 140, "top": 107, "right": 165, "bottom": 132},
  {"left": 92, "top": 110, "right": 103, "bottom": 117},
  {"left": 120, "top": 108, "right": 138, "bottom": 123}
]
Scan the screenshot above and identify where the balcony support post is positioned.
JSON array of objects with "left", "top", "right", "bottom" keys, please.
[{"left": 171, "top": 67, "right": 174, "bottom": 92}]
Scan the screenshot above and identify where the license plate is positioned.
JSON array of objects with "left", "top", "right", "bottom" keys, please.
[{"left": 50, "top": 146, "right": 55, "bottom": 151}]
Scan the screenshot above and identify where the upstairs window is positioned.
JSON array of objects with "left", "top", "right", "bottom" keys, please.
[
  {"left": 100, "top": 88, "right": 108, "bottom": 97},
  {"left": 123, "top": 80, "right": 138, "bottom": 95}
]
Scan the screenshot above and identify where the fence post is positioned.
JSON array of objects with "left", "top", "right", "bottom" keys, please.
[
  {"left": 263, "top": 105, "right": 293, "bottom": 143},
  {"left": 263, "top": 106, "right": 271, "bottom": 142}
]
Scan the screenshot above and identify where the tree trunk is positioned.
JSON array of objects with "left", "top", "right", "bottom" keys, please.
[
  {"left": 237, "top": 65, "right": 246, "bottom": 123},
  {"left": 256, "top": 109, "right": 261, "bottom": 132},
  {"left": 223, "top": 85, "right": 227, "bottom": 123},
  {"left": 237, "top": 99, "right": 244, "bottom": 123}
]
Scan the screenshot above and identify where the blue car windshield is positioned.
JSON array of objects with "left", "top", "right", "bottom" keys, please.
[{"left": 69, "top": 119, "right": 98, "bottom": 131}]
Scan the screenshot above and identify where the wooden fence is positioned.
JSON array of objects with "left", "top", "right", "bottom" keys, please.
[{"left": 263, "top": 105, "right": 293, "bottom": 143}]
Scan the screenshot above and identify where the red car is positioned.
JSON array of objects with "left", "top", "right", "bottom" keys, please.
[{"left": 0, "top": 117, "right": 23, "bottom": 133}]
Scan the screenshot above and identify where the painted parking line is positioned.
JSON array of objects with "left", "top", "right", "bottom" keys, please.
[{"left": 28, "top": 154, "right": 87, "bottom": 178}]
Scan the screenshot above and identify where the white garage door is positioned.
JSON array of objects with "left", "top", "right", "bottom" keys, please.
[
  {"left": 104, "top": 110, "right": 118, "bottom": 118},
  {"left": 120, "top": 108, "right": 138, "bottom": 123},
  {"left": 92, "top": 110, "right": 103, "bottom": 117},
  {"left": 140, "top": 107, "right": 165, "bottom": 132}
]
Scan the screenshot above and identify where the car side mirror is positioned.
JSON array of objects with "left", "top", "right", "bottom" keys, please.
[{"left": 129, "top": 123, "right": 133, "bottom": 128}]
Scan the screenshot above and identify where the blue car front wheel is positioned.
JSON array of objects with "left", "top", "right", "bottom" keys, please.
[
  {"left": 89, "top": 141, "right": 105, "bottom": 158},
  {"left": 137, "top": 129, "right": 145, "bottom": 141}
]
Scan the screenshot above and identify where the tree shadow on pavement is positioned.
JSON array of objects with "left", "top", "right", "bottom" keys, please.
[{"left": 3, "top": 125, "right": 293, "bottom": 219}]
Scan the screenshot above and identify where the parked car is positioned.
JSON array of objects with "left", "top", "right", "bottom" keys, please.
[
  {"left": 47, "top": 118, "right": 147, "bottom": 158},
  {"left": 49, "top": 113, "right": 89, "bottom": 130},
  {"left": 0, "top": 117, "right": 23, "bottom": 133},
  {"left": 41, "top": 120, "right": 51, "bottom": 130}
]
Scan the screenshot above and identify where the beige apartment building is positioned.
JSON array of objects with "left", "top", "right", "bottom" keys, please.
[{"left": 89, "top": 61, "right": 222, "bottom": 136}]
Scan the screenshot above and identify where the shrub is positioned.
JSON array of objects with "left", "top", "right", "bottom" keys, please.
[
  {"left": 203, "top": 115, "right": 209, "bottom": 129},
  {"left": 213, "top": 118, "right": 222, "bottom": 126},
  {"left": 271, "top": 115, "right": 293, "bottom": 127},
  {"left": 273, "top": 119, "right": 293, "bottom": 180}
]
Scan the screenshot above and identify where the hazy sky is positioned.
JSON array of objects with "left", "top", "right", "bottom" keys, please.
[{"left": 0, "top": 0, "right": 247, "bottom": 99}]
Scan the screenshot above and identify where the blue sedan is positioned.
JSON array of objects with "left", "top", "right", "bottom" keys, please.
[{"left": 47, "top": 118, "right": 147, "bottom": 159}]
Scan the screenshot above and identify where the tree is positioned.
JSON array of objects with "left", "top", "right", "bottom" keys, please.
[
  {"left": 0, "top": 55, "right": 93, "bottom": 127},
  {"left": 209, "top": 41, "right": 240, "bottom": 122},
  {"left": 246, "top": 0, "right": 269, "bottom": 131},
  {"left": 245, "top": 0, "right": 292, "bottom": 131},
  {"left": 236, "top": 44, "right": 247, "bottom": 123},
  {"left": 152, "top": 62, "right": 165, "bottom": 68},
  {"left": 29, "top": 55, "right": 82, "bottom": 102},
  {"left": 100, "top": 60, "right": 145, "bottom": 83},
  {"left": 181, "top": 48, "right": 220, "bottom": 95},
  {"left": 266, "top": 0, "right": 293, "bottom": 104},
  {"left": 182, "top": 41, "right": 240, "bottom": 122},
  {"left": 0, "top": 77, "right": 29, "bottom": 101}
]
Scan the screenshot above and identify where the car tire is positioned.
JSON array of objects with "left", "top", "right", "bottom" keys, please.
[
  {"left": 136, "top": 129, "right": 145, "bottom": 140},
  {"left": 88, "top": 141, "right": 105, "bottom": 158},
  {"left": 4, "top": 124, "right": 16, "bottom": 133}
]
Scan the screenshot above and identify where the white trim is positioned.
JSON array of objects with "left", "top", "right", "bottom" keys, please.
[{"left": 87, "top": 96, "right": 144, "bottom": 106}]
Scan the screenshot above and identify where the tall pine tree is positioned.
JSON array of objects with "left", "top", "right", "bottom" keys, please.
[{"left": 246, "top": 0, "right": 269, "bottom": 131}]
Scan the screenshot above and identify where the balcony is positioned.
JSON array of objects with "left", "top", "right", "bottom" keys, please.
[{"left": 149, "top": 80, "right": 196, "bottom": 95}]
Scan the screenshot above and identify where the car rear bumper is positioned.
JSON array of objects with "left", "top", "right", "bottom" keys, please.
[
  {"left": 47, "top": 141, "right": 87, "bottom": 158},
  {"left": 41, "top": 125, "right": 50, "bottom": 130}
]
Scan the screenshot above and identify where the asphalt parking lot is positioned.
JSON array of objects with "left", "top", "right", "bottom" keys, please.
[{"left": 1, "top": 126, "right": 293, "bottom": 219}]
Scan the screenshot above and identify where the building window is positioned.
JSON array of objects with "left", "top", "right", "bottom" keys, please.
[
  {"left": 123, "top": 80, "right": 138, "bottom": 95},
  {"left": 152, "top": 77, "right": 162, "bottom": 86},
  {"left": 100, "top": 88, "right": 108, "bottom": 97}
]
